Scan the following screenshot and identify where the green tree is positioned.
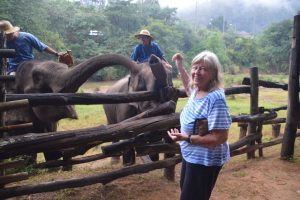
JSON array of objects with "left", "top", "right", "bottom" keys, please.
[
  {"left": 225, "top": 35, "right": 257, "bottom": 68},
  {"left": 257, "top": 19, "right": 293, "bottom": 73},
  {"left": 186, "top": 30, "right": 231, "bottom": 72}
]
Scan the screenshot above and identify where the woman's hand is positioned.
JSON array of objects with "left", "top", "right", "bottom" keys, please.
[
  {"left": 172, "top": 53, "right": 184, "bottom": 67},
  {"left": 167, "top": 128, "right": 188, "bottom": 142}
]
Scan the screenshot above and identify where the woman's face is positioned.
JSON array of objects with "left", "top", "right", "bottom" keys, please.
[{"left": 191, "top": 60, "right": 213, "bottom": 91}]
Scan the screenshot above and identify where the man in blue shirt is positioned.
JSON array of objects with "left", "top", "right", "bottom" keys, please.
[
  {"left": 131, "top": 29, "right": 170, "bottom": 65},
  {"left": 0, "top": 20, "right": 62, "bottom": 75}
]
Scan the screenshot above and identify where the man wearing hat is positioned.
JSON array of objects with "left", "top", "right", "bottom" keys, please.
[
  {"left": 0, "top": 20, "right": 63, "bottom": 75},
  {"left": 131, "top": 29, "right": 168, "bottom": 64}
]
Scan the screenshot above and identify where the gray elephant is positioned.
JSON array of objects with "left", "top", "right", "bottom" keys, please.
[
  {"left": 103, "top": 55, "right": 175, "bottom": 165},
  {"left": 5, "top": 54, "right": 153, "bottom": 162}
]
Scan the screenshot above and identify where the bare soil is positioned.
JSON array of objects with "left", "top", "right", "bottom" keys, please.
[{"left": 9, "top": 143, "right": 300, "bottom": 200}]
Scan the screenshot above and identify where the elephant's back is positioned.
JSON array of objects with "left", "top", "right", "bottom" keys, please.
[
  {"left": 103, "top": 75, "right": 130, "bottom": 124},
  {"left": 106, "top": 75, "right": 130, "bottom": 93}
]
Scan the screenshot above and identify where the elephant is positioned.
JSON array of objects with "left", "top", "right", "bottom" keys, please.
[
  {"left": 4, "top": 54, "right": 160, "bottom": 163},
  {"left": 103, "top": 55, "right": 175, "bottom": 166}
]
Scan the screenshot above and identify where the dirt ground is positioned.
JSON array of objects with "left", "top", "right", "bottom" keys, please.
[{"left": 9, "top": 143, "right": 300, "bottom": 200}]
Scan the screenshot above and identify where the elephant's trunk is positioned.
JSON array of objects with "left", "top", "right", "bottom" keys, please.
[
  {"left": 149, "top": 55, "right": 168, "bottom": 88},
  {"left": 56, "top": 54, "right": 139, "bottom": 93}
]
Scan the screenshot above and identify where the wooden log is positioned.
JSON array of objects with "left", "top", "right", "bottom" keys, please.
[
  {"left": 231, "top": 110, "right": 277, "bottom": 123},
  {"left": 229, "top": 134, "right": 262, "bottom": 151},
  {"left": 264, "top": 106, "right": 287, "bottom": 112},
  {"left": 101, "top": 130, "right": 166, "bottom": 155},
  {"left": 136, "top": 143, "right": 180, "bottom": 156},
  {"left": 0, "top": 113, "right": 180, "bottom": 159},
  {"left": 263, "top": 118, "right": 285, "bottom": 125},
  {"left": 224, "top": 86, "right": 251, "bottom": 95},
  {"left": 0, "top": 99, "right": 29, "bottom": 112},
  {"left": 238, "top": 123, "right": 248, "bottom": 139},
  {"left": 231, "top": 139, "right": 282, "bottom": 157},
  {"left": 0, "top": 172, "right": 28, "bottom": 185},
  {"left": 6, "top": 91, "right": 159, "bottom": 105},
  {"left": 231, "top": 133, "right": 300, "bottom": 157},
  {"left": 34, "top": 152, "right": 122, "bottom": 169},
  {"left": 256, "top": 107, "right": 264, "bottom": 157},
  {"left": 272, "top": 124, "right": 281, "bottom": 138},
  {"left": 242, "top": 77, "right": 288, "bottom": 90},
  {"left": 0, "top": 49, "right": 16, "bottom": 58},
  {"left": 247, "top": 67, "right": 259, "bottom": 159},
  {"left": 0, "top": 160, "right": 26, "bottom": 170},
  {"left": 60, "top": 143, "right": 97, "bottom": 158},
  {"left": 0, "top": 156, "right": 182, "bottom": 199},
  {"left": 163, "top": 135, "right": 176, "bottom": 181},
  {"left": 35, "top": 143, "right": 181, "bottom": 170},
  {"left": 0, "top": 75, "right": 15, "bottom": 82},
  {"left": 0, "top": 31, "right": 5, "bottom": 177},
  {"left": 281, "top": 14, "right": 300, "bottom": 159},
  {"left": 0, "top": 111, "right": 279, "bottom": 159},
  {"left": 0, "top": 123, "right": 32, "bottom": 132},
  {"left": 5, "top": 86, "right": 251, "bottom": 107}
]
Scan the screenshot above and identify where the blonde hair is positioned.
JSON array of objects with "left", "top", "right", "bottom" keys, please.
[{"left": 190, "top": 50, "right": 223, "bottom": 91}]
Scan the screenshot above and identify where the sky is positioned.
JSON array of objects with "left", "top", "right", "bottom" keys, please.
[{"left": 158, "top": 0, "right": 291, "bottom": 10}]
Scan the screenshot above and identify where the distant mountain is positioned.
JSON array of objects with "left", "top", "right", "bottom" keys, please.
[{"left": 176, "top": 0, "right": 300, "bottom": 34}]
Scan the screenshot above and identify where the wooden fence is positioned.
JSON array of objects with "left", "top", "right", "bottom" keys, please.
[
  {"left": 0, "top": 69, "right": 298, "bottom": 198},
  {"left": 0, "top": 14, "right": 300, "bottom": 199}
]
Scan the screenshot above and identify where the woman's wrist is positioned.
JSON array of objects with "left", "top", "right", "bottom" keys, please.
[{"left": 186, "top": 134, "right": 192, "bottom": 143}]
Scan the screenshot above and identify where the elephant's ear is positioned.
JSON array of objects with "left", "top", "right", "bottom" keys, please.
[
  {"left": 31, "top": 63, "right": 67, "bottom": 93},
  {"left": 149, "top": 55, "right": 168, "bottom": 88}
]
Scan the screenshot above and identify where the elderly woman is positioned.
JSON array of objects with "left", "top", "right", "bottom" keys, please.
[{"left": 168, "top": 51, "right": 232, "bottom": 200}]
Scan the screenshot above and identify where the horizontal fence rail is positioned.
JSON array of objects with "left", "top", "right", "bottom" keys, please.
[
  {"left": 0, "top": 77, "right": 293, "bottom": 198},
  {"left": 4, "top": 86, "right": 251, "bottom": 106}
]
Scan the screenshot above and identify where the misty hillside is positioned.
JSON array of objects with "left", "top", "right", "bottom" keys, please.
[{"left": 177, "top": 0, "right": 300, "bottom": 34}]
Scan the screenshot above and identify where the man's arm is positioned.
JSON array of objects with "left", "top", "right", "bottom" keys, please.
[{"left": 44, "top": 46, "right": 61, "bottom": 57}]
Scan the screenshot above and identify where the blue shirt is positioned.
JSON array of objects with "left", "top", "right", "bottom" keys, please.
[
  {"left": 180, "top": 88, "right": 232, "bottom": 166},
  {"left": 130, "top": 42, "right": 165, "bottom": 63},
  {"left": 6, "top": 32, "right": 47, "bottom": 73}
]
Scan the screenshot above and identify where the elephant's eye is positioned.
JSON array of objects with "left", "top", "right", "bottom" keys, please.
[{"left": 136, "top": 76, "right": 147, "bottom": 91}]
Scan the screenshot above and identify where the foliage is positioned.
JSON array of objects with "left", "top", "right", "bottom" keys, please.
[
  {"left": 0, "top": 0, "right": 295, "bottom": 78},
  {"left": 256, "top": 20, "right": 293, "bottom": 73},
  {"left": 225, "top": 35, "right": 258, "bottom": 69}
]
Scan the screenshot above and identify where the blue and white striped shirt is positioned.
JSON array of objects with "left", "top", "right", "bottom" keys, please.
[{"left": 180, "top": 88, "right": 232, "bottom": 166}]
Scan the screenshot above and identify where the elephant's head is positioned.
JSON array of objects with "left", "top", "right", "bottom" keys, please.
[
  {"left": 127, "top": 55, "right": 173, "bottom": 113},
  {"left": 103, "top": 55, "right": 174, "bottom": 125},
  {"left": 12, "top": 54, "right": 165, "bottom": 123}
]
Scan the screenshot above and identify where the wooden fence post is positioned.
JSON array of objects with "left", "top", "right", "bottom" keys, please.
[
  {"left": 238, "top": 122, "right": 248, "bottom": 139},
  {"left": 0, "top": 30, "right": 5, "bottom": 181},
  {"left": 281, "top": 14, "right": 300, "bottom": 159},
  {"left": 0, "top": 31, "right": 5, "bottom": 136},
  {"left": 272, "top": 124, "right": 281, "bottom": 138},
  {"left": 247, "top": 67, "right": 259, "bottom": 159},
  {"left": 256, "top": 107, "right": 264, "bottom": 157}
]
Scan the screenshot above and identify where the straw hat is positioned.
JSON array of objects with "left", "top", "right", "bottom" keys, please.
[
  {"left": 0, "top": 20, "right": 20, "bottom": 34},
  {"left": 134, "top": 29, "right": 154, "bottom": 40}
]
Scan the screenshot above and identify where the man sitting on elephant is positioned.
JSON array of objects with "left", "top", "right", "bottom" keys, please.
[
  {"left": 0, "top": 20, "right": 63, "bottom": 75},
  {"left": 131, "top": 29, "right": 171, "bottom": 68}
]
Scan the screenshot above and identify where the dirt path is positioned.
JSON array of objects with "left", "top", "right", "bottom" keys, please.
[{"left": 18, "top": 145, "right": 300, "bottom": 200}]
